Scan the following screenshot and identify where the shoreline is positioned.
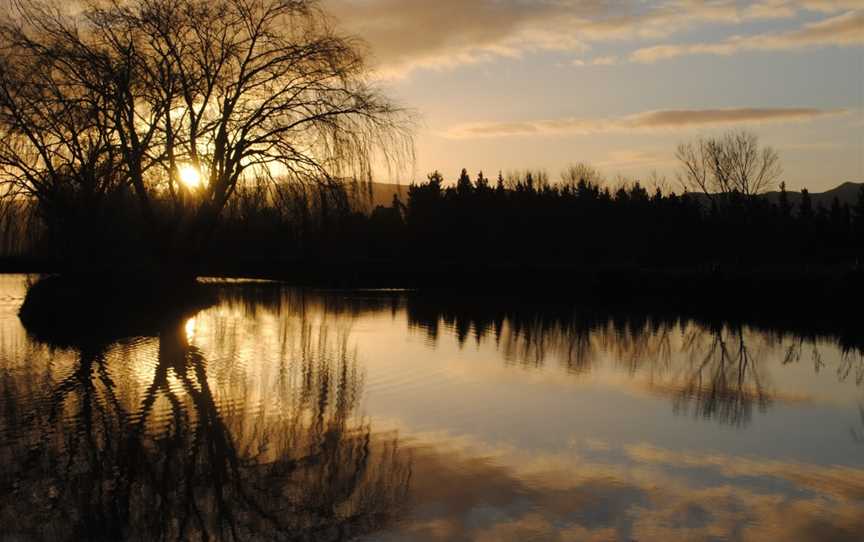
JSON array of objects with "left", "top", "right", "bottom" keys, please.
[
  {"left": 4, "top": 257, "right": 861, "bottom": 300},
  {"left": 4, "top": 259, "right": 861, "bottom": 349}
]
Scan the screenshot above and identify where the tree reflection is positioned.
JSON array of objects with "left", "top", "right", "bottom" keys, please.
[
  {"left": 1, "top": 301, "right": 410, "bottom": 541},
  {"left": 672, "top": 326, "right": 771, "bottom": 427},
  {"left": 402, "top": 295, "right": 863, "bottom": 427}
]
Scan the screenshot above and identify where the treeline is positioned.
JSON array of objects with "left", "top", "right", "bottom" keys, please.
[
  {"left": 4, "top": 168, "right": 864, "bottom": 269},
  {"left": 257, "top": 168, "right": 864, "bottom": 267}
]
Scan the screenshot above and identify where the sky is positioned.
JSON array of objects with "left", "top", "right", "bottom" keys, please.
[{"left": 325, "top": 0, "right": 864, "bottom": 192}]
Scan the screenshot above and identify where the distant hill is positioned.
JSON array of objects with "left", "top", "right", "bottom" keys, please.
[{"left": 761, "top": 182, "right": 863, "bottom": 209}]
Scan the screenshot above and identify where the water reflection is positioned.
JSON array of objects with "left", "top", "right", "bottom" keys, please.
[
  {"left": 405, "top": 295, "right": 862, "bottom": 427},
  {"left": 1, "top": 287, "right": 410, "bottom": 541},
  {"left": 668, "top": 326, "right": 770, "bottom": 426},
  {"left": 1, "top": 278, "right": 862, "bottom": 541},
  {"left": 376, "top": 437, "right": 864, "bottom": 542}
]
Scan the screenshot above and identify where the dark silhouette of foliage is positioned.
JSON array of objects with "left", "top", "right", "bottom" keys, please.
[
  {"left": 0, "top": 0, "right": 411, "bottom": 270},
  {"left": 799, "top": 189, "right": 814, "bottom": 223},
  {"left": 313, "top": 171, "right": 858, "bottom": 268},
  {"left": 855, "top": 185, "right": 864, "bottom": 262},
  {"left": 3, "top": 164, "right": 862, "bottom": 271}
]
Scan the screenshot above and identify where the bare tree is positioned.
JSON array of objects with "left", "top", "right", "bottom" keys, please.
[
  {"left": 0, "top": 0, "right": 412, "bottom": 265},
  {"left": 560, "top": 162, "right": 604, "bottom": 188},
  {"left": 646, "top": 170, "right": 671, "bottom": 195},
  {"left": 675, "top": 130, "right": 781, "bottom": 204}
]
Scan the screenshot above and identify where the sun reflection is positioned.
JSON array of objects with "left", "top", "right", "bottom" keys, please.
[
  {"left": 185, "top": 317, "right": 197, "bottom": 343},
  {"left": 179, "top": 164, "right": 202, "bottom": 189}
]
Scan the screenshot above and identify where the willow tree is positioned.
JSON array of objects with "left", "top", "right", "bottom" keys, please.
[{"left": 0, "top": 0, "right": 411, "bottom": 267}]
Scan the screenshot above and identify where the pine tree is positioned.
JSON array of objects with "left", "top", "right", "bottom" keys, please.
[
  {"left": 428, "top": 170, "right": 444, "bottom": 191},
  {"left": 799, "top": 188, "right": 813, "bottom": 223},
  {"left": 496, "top": 171, "right": 505, "bottom": 193},
  {"left": 456, "top": 168, "right": 473, "bottom": 197},
  {"left": 475, "top": 171, "right": 489, "bottom": 192},
  {"left": 778, "top": 181, "right": 791, "bottom": 222}
]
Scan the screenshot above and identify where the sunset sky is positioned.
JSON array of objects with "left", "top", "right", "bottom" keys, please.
[{"left": 327, "top": 0, "right": 863, "bottom": 191}]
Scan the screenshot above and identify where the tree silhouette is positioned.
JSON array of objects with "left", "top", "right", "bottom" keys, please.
[
  {"left": 778, "top": 182, "right": 791, "bottom": 223},
  {"left": 799, "top": 188, "right": 813, "bottom": 223},
  {"left": 0, "top": 0, "right": 411, "bottom": 267},
  {"left": 676, "top": 130, "right": 781, "bottom": 205},
  {"left": 455, "top": 168, "right": 473, "bottom": 197},
  {"left": 561, "top": 162, "right": 604, "bottom": 190},
  {"left": 855, "top": 185, "right": 864, "bottom": 261}
]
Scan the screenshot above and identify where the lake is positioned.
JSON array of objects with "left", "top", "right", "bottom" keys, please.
[{"left": 1, "top": 274, "right": 862, "bottom": 541}]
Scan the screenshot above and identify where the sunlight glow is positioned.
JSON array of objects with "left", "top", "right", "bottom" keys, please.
[
  {"left": 179, "top": 165, "right": 202, "bottom": 189},
  {"left": 185, "top": 317, "right": 197, "bottom": 343}
]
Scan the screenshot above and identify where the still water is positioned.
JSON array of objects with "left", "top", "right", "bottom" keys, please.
[{"left": 1, "top": 274, "right": 862, "bottom": 541}]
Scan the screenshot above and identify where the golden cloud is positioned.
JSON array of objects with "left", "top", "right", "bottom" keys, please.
[
  {"left": 446, "top": 107, "right": 847, "bottom": 138},
  {"left": 631, "top": 10, "right": 864, "bottom": 63},
  {"left": 324, "top": 0, "right": 838, "bottom": 78}
]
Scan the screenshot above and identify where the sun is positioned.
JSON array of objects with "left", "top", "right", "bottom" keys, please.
[{"left": 178, "top": 164, "right": 202, "bottom": 189}]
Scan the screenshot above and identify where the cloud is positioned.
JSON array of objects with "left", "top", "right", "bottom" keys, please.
[
  {"left": 631, "top": 10, "right": 864, "bottom": 63},
  {"left": 447, "top": 107, "right": 846, "bottom": 138},
  {"left": 576, "top": 55, "right": 619, "bottom": 66},
  {"left": 624, "top": 442, "right": 864, "bottom": 501},
  {"left": 324, "top": 0, "right": 819, "bottom": 78},
  {"left": 377, "top": 432, "right": 864, "bottom": 542},
  {"left": 324, "top": 0, "right": 587, "bottom": 77},
  {"left": 9, "top": 1, "right": 856, "bottom": 78},
  {"left": 629, "top": 107, "right": 845, "bottom": 127},
  {"left": 795, "top": 0, "right": 864, "bottom": 13}
]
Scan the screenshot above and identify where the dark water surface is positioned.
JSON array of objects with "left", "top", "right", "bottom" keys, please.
[{"left": 1, "top": 274, "right": 862, "bottom": 541}]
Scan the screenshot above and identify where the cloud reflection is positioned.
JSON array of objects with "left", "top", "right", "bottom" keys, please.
[
  {"left": 374, "top": 435, "right": 864, "bottom": 541},
  {"left": 2, "top": 279, "right": 862, "bottom": 540}
]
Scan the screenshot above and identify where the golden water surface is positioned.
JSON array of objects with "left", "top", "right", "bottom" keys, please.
[{"left": 0, "top": 275, "right": 862, "bottom": 541}]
